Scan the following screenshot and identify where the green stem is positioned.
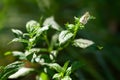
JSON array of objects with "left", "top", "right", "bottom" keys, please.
[
  {"left": 72, "top": 22, "right": 80, "bottom": 39},
  {"left": 44, "top": 35, "right": 50, "bottom": 47}
]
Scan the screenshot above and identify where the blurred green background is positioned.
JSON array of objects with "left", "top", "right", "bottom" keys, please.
[{"left": 0, "top": 0, "right": 120, "bottom": 80}]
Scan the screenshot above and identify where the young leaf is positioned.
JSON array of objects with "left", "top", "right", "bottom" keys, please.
[
  {"left": 0, "top": 61, "right": 24, "bottom": 80},
  {"left": 66, "top": 23, "right": 75, "bottom": 30},
  {"left": 79, "top": 12, "right": 90, "bottom": 25},
  {"left": 73, "top": 38, "right": 94, "bottom": 49},
  {"left": 11, "top": 38, "right": 28, "bottom": 43},
  {"left": 59, "top": 30, "right": 73, "bottom": 45},
  {"left": 65, "top": 66, "right": 72, "bottom": 76},
  {"left": 66, "top": 61, "right": 82, "bottom": 76},
  {"left": 61, "top": 76, "right": 72, "bottom": 80},
  {"left": 36, "top": 25, "right": 49, "bottom": 36},
  {"left": 52, "top": 73, "right": 62, "bottom": 79},
  {"left": 38, "top": 72, "right": 49, "bottom": 80},
  {"left": 63, "top": 61, "right": 70, "bottom": 73},
  {"left": 43, "top": 16, "right": 62, "bottom": 31},
  {"left": 11, "top": 29, "right": 23, "bottom": 37},
  {"left": 26, "top": 20, "right": 40, "bottom": 33}
]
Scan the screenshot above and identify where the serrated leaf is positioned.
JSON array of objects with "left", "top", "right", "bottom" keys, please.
[
  {"left": 61, "top": 76, "right": 72, "bottom": 80},
  {"left": 0, "top": 61, "right": 24, "bottom": 80},
  {"left": 11, "top": 29, "right": 23, "bottom": 37},
  {"left": 59, "top": 30, "right": 73, "bottom": 45},
  {"left": 46, "top": 63, "right": 63, "bottom": 73},
  {"left": 9, "top": 67, "right": 34, "bottom": 79},
  {"left": 26, "top": 20, "right": 40, "bottom": 33},
  {"left": 43, "top": 16, "right": 62, "bottom": 31},
  {"left": 73, "top": 38, "right": 94, "bottom": 49}
]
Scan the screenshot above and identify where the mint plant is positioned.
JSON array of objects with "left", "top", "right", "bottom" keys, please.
[{"left": 0, "top": 12, "right": 94, "bottom": 80}]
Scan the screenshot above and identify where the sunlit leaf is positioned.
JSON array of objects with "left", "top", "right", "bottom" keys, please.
[
  {"left": 12, "top": 51, "right": 26, "bottom": 60},
  {"left": 36, "top": 25, "right": 49, "bottom": 36},
  {"left": 53, "top": 73, "right": 62, "bottom": 79},
  {"left": 9, "top": 67, "right": 34, "bottom": 79},
  {"left": 11, "top": 29, "right": 23, "bottom": 37},
  {"left": 61, "top": 76, "right": 72, "bottom": 80},
  {"left": 43, "top": 16, "right": 62, "bottom": 31},
  {"left": 11, "top": 38, "right": 28, "bottom": 43},
  {"left": 38, "top": 72, "right": 49, "bottom": 80},
  {"left": 59, "top": 30, "right": 73, "bottom": 45},
  {"left": 63, "top": 61, "right": 70, "bottom": 73},
  {"left": 46, "top": 63, "right": 63, "bottom": 73},
  {"left": 73, "top": 38, "right": 94, "bottom": 49},
  {"left": 26, "top": 20, "right": 40, "bottom": 33}
]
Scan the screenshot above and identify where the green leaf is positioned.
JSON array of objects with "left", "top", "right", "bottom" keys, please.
[
  {"left": 43, "top": 16, "right": 62, "bottom": 31},
  {"left": 59, "top": 30, "right": 73, "bottom": 45},
  {"left": 12, "top": 51, "right": 26, "bottom": 60},
  {"left": 50, "top": 33, "right": 59, "bottom": 50},
  {"left": 0, "top": 61, "right": 24, "bottom": 80},
  {"left": 11, "top": 29, "right": 23, "bottom": 37},
  {"left": 73, "top": 38, "right": 94, "bottom": 49},
  {"left": 90, "top": 16, "right": 96, "bottom": 20},
  {"left": 36, "top": 25, "right": 49, "bottom": 36},
  {"left": 26, "top": 52, "right": 37, "bottom": 63},
  {"left": 11, "top": 38, "right": 28, "bottom": 43},
  {"left": 26, "top": 20, "right": 40, "bottom": 33},
  {"left": 9, "top": 67, "right": 34, "bottom": 79},
  {"left": 39, "top": 72, "right": 49, "bottom": 80},
  {"left": 4, "top": 51, "right": 12, "bottom": 56},
  {"left": 63, "top": 61, "right": 70, "bottom": 73},
  {"left": 52, "top": 73, "right": 62, "bottom": 79},
  {"left": 65, "top": 66, "right": 72, "bottom": 76},
  {"left": 46, "top": 63, "right": 63, "bottom": 73},
  {"left": 66, "top": 61, "right": 83, "bottom": 76},
  {"left": 61, "top": 76, "right": 72, "bottom": 80},
  {"left": 66, "top": 24, "right": 75, "bottom": 30}
]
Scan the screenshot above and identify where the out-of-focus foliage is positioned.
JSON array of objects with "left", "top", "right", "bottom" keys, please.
[{"left": 0, "top": 0, "right": 120, "bottom": 80}]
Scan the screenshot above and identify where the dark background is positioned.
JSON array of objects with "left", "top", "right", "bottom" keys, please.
[{"left": 0, "top": 0, "right": 120, "bottom": 80}]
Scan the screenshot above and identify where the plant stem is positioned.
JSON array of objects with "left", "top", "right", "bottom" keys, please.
[{"left": 72, "top": 22, "right": 80, "bottom": 39}]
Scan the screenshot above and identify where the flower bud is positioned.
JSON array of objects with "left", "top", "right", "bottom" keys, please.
[{"left": 80, "top": 12, "right": 90, "bottom": 25}]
